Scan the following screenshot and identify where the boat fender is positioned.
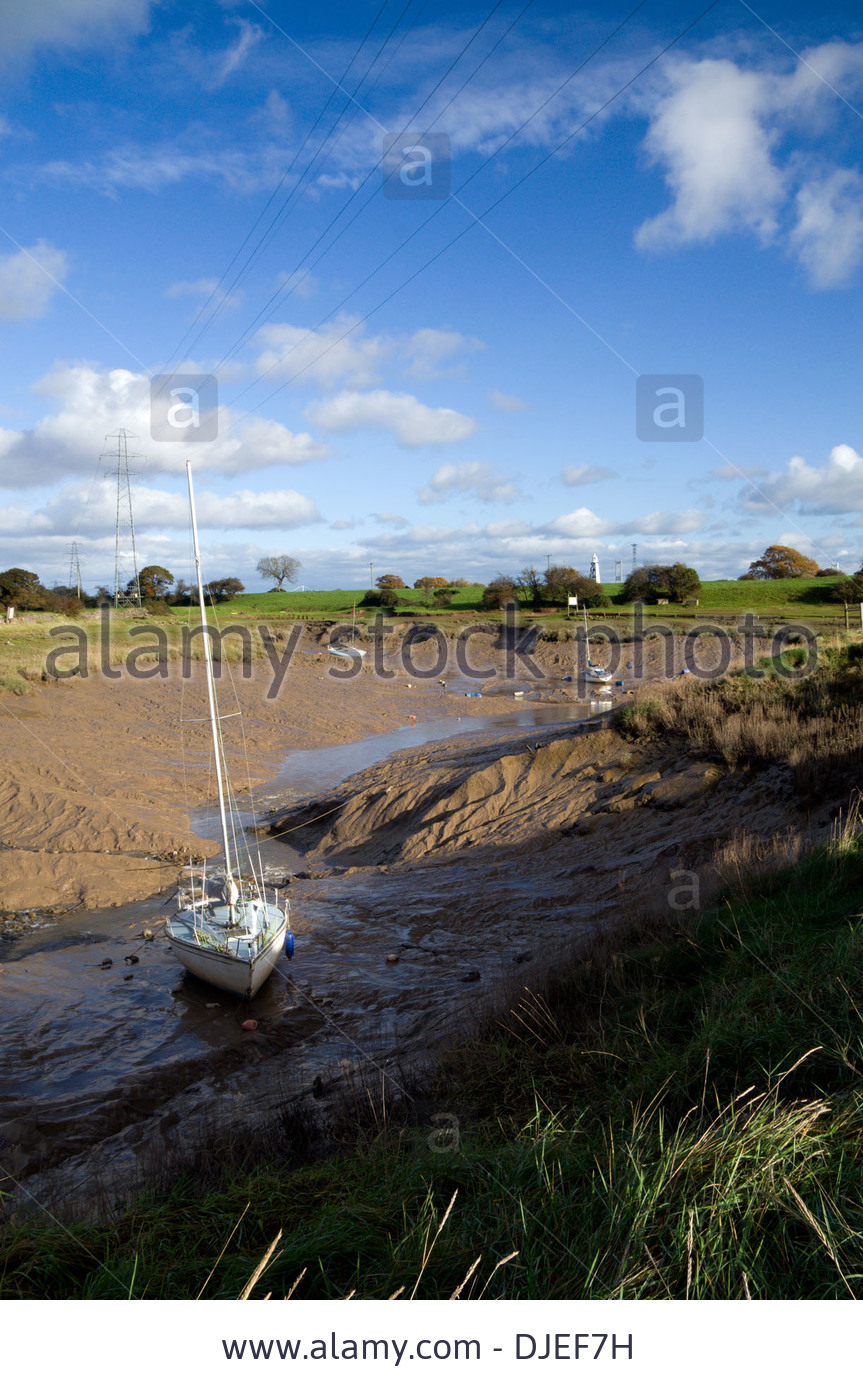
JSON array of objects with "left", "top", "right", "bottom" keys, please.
[
  {"left": 285, "top": 930, "right": 295, "bottom": 960},
  {"left": 241, "top": 1019, "right": 258, "bottom": 1031}
]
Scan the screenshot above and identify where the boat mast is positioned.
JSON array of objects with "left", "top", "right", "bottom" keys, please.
[{"left": 186, "top": 459, "right": 234, "bottom": 882}]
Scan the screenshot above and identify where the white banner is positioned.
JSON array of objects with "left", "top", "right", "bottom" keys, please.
[{"left": 0, "top": 1300, "right": 856, "bottom": 1389}]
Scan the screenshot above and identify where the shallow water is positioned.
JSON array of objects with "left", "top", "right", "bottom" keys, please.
[{"left": 0, "top": 700, "right": 608, "bottom": 1194}]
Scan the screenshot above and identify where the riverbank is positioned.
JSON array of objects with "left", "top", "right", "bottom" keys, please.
[
  {"left": 3, "top": 796, "right": 862, "bottom": 1297},
  {"left": 3, "top": 644, "right": 863, "bottom": 1281}
]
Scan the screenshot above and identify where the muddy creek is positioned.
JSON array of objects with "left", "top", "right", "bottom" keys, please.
[{"left": 0, "top": 699, "right": 610, "bottom": 1214}]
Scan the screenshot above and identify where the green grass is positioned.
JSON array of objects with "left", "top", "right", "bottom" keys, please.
[{"left": 4, "top": 811, "right": 863, "bottom": 1298}]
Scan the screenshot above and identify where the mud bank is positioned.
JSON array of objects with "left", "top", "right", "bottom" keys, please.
[
  {"left": 2, "top": 683, "right": 842, "bottom": 1223},
  {"left": 0, "top": 632, "right": 533, "bottom": 911}
]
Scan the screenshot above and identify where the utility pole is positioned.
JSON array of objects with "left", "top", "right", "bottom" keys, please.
[
  {"left": 614, "top": 559, "right": 622, "bottom": 582},
  {"left": 631, "top": 543, "right": 638, "bottom": 575},
  {"left": 102, "top": 429, "right": 143, "bottom": 607}
]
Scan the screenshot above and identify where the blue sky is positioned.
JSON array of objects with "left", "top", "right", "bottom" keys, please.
[{"left": 0, "top": 0, "right": 862, "bottom": 592}]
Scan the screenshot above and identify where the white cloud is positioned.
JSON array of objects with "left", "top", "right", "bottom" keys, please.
[
  {"left": 548, "top": 506, "right": 704, "bottom": 538},
  {"left": 255, "top": 317, "right": 483, "bottom": 389},
  {"left": 402, "top": 328, "right": 484, "bottom": 380},
  {"left": 0, "top": 241, "right": 68, "bottom": 321},
  {"left": 255, "top": 316, "right": 392, "bottom": 390},
  {"left": 275, "top": 268, "right": 319, "bottom": 301},
  {"left": 1, "top": 480, "right": 320, "bottom": 539},
  {"left": 165, "top": 277, "right": 243, "bottom": 311},
  {"left": 489, "top": 390, "right": 528, "bottom": 412},
  {"left": 636, "top": 58, "right": 786, "bottom": 252},
  {"left": 627, "top": 509, "right": 705, "bottom": 535},
  {"left": 740, "top": 443, "right": 863, "bottom": 515},
  {"left": 548, "top": 507, "right": 615, "bottom": 538},
  {"left": 790, "top": 169, "right": 863, "bottom": 289},
  {"left": 306, "top": 389, "right": 475, "bottom": 448},
  {"left": 0, "top": 0, "right": 152, "bottom": 63},
  {"left": 635, "top": 44, "right": 863, "bottom": 287},
  {"left": 215, "top": 20, "right": 262, "bottom": 84},
  {"left": 0, "top": 362, "right": 328, "bottom": 487},
  {"left": 562, "top": 464, "right": 617, "bottom": 486},
  {"left": 417, "top": 460, "right": 519, "bottom": 505}
]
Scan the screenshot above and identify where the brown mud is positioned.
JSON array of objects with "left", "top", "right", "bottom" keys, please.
[{"left": 0, "top": 620, "right": 817, "bottom": 1219}]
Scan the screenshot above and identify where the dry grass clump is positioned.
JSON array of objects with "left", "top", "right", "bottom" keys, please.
[{"left": 616, "top": 644, "right": 863, "bottom": 787}]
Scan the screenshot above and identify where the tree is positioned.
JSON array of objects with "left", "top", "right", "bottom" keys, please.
[
  {"left": 172, "top": 578, "right": 192, "bottom": 605},
  {"left": 256, "top": 554, "right": 300, "bottom": 591},
  {"left": 376, "top": 573, "right": 405, "bottom": 590},
  {"left": 414, "top": 576, "right": 448, "bottom": 590},
  {"left": 515, "top": 565, "right": 544, "bottom": 606},
  {"left": 744, "top": 545, "right": 818, "bottom": 579},
  {"left": 208, "top": 577, "right": 245, "bottom": 603},
  {"left": 134, "top": 565, "right": 174, "bottom": 600},
  {"left": 432, "top": 586, "right": 459, "bottom": 608},
  {"left": 544, "top": 565, "right": 583, "bottom": 603},
  {"left": 665, "top": 563, "right": 701, "bottom": 603},
  {"left": 0, "top": 567, "right": 49, "bottom": 609},
  {"left": 481, "top": 574, "right": 517, "bottom": 608},
  {"left": 621, "top": 564, "right": 700, "bottom": 604},
  {"left": 833, "top": 571, "right": 863, "bottom": 604}
]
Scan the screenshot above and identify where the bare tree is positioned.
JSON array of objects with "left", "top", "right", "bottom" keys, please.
[{"left": 255, "top": 554, "right": 301, "bottom": 591}]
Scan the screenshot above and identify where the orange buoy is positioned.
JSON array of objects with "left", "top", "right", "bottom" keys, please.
[{"left": 241, "top": 1019, "right": 258, "bottom": 1031}]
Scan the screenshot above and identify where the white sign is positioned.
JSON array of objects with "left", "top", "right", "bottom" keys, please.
[{"left": 567, "top": 596, "right": 579, "bottom": 608}]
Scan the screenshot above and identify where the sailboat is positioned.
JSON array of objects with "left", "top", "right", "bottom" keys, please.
[
  {"left": 165, "top": 460, "right": 292, "bottom": 998},
  {"left": 582, "top": 610, "right": 613, "bottom": 685},
  {"left": 327, "top": 601, "right": 366, "bottom": 660}
]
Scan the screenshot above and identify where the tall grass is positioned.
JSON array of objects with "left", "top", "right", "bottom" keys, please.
[{"left": 615, "top": 640, "right": 863, "bottom": 788}]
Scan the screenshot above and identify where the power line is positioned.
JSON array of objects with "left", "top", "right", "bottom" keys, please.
[
  {"left": 170, "top": 0, "right": 425, "bottom": 370},
  {"left": 204, "top": 0, "right": 518, "bottom": 380},
  {"left": 158, "top": 0, "right": 397, "bottom": 374},
  {"left": 226, "top": 0, "right": 717, "bottom": 424}
]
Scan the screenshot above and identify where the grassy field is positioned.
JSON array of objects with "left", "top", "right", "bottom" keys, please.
[
  {"left": 3, "top": 652, "right": 863, "bottom": 1298},
  {"left": 217, "top": 575, "right": 848, "bottom": 618}
]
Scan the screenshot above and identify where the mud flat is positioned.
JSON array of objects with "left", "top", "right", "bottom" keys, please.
[
  {"left": 1, "top": 678, "right": 842, "bottom": 1222},
  {"left": 0, "top": 639, "right": 525, "bottom": 912}
]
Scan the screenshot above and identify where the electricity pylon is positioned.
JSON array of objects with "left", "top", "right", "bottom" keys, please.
[{"left": 102, "top": 429, "right": 143, "bottom": 607}]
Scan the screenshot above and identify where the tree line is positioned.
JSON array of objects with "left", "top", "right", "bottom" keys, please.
[{"left": 2, "top": 544, "right": 862, "bottom": 614}]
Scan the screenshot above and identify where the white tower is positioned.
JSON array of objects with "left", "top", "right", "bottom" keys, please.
[{"left": 589, "top": 553, "right": 601, "bottom": 584}]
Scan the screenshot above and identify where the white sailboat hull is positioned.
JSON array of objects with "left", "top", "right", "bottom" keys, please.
[
  {"left": 166, "top": 924, "right": 287, "bottom": 996},
  {"left": 165, "top": 897, "right": 289, "bottom": 997}
]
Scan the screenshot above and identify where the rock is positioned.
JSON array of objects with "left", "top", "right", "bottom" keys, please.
[{"left": 385, "top": 952, "right": 400, "bottom": 964}]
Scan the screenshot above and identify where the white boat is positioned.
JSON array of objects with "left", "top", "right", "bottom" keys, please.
[
  {"left": 327, "top": 644, "right": 367, "bottom": 659},
  {"left": 582, "top": 610, "right": 613, "bottom": 685},
  {"left": 165, "top": 461, "right": 292, "bottom": 998},
  {"left": 327, "top": 603, "right": 366, "bottom": 659}
]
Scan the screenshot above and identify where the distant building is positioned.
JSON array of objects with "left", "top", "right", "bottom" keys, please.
[{"left": 589, "top": 553, "right": 601, "bottom": 584}]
